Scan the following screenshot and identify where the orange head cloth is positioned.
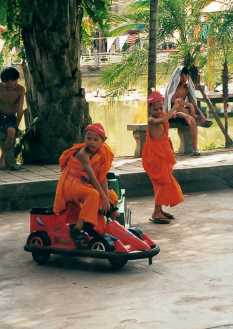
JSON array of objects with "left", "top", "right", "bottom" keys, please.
[
  {"left": 148, "top": 91, "right": 164, "bottom": 104},
  {"left": 85, "top": 123, "right": 106, "bottom": 139}
]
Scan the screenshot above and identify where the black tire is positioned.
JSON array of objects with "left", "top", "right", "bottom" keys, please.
[
  {"left": 90, "top": 236, "right": 127, "bottom": 269},
  {"left": 27, "top": 231, "right": 51, "bottom": 265},
  {"left": 109, "top": 257, "right": 128, "bottom": 270}
]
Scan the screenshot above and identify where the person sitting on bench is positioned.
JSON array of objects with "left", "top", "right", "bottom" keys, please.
[{"left": 164, "top": 66, "right": 212, "bottom": 156}]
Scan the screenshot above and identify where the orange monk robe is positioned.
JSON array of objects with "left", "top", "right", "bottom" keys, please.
[
  {"left": 142, "top": 114, "right": 184, "bottom": 206},
  {"left": 53, "top": 143, "right": 118, "bottom": 230}
]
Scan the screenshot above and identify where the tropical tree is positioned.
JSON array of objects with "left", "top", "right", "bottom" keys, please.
[
  {"left": 206, "top": 9, "right": 233, "bottom": 147},
  {"left": 0, "top": 0, "right": 111, "bottom": 164}
]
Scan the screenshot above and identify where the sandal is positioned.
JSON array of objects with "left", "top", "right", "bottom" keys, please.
[
  {"left": 149, "top": 218, "right": 171, "bottom": 224},
  {"left": 162, "top": 211, "right": 175, "bottom": 219},
  {"left": 199, "top": 119, "right": 213, "bottom": 128},
  {"left": 192, "top": 150, "right": 201, "bottom": 156}
]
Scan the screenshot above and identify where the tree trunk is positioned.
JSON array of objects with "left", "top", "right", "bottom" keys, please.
[
  {"left": 147, "top": 0, "right": 158, "bottom": 97},
  {"left": 222, "top": 59, "right": 230, "bottom": 147},
  {"left": 20, "top": 0, "right": 91, "bottom": 164}
]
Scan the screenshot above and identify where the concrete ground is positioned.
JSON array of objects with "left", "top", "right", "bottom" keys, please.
[{"left": 0, "top": 190, "right": 233, "bottom": 329}]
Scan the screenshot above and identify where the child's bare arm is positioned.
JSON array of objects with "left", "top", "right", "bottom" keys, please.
[
  {"left": 148, "top": 101, "right": 182, "bottom": 125},
  {"left": 77, "top": 149, "right": 110, "bottom": 212},
  {"left": 148, "top": 116, "right": 165, "bottom": 125},
  {"left": 16, "top": 85, "right": 25, "bottom": 127},
  {"left": 77, "top": 149, "right": 105, "bottom": 195}
]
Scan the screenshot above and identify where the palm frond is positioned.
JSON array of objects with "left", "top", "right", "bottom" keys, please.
[
  {"left": 101, "top": 45, "right": 147, "bottom": 96},
  {"left": 109, "top": 23, "right": 145, "bottom": 36}
]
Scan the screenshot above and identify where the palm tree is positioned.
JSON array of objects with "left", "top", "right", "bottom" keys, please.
[{"left": 206, "top": 10, "right": 233, "bottom": 147}]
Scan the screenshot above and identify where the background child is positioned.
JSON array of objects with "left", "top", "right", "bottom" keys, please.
[
  {"left": 0, "top": 67, "right": 25, "bottom": 170},
  {"left": 142, "top": 91, "right": 184, "bottom": 224}
]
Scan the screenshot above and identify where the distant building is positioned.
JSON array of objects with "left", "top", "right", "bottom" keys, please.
[{"left": 201, "top": 0, "right": 232, "bottom": 14}]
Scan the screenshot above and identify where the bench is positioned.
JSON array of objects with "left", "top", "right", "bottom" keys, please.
[{"left": 127, "top": 118, "right": 205, "bottom": 157}]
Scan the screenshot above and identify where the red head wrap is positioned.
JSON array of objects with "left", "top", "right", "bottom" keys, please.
[
  {"left": 148, "top": 91, "right": 164, "bottom": 104},
  {"left": 85, "top": 123, "right": 106, "bottom": 139}
]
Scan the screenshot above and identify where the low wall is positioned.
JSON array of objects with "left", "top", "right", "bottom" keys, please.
[{"left": 1, "top": 165, "right": 233, "bottom": 212}]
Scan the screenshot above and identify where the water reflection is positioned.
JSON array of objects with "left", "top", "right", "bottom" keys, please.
[
  {"left": 83, "top": 76, "right": 148, "bottom": 156},
  {"left": 89, "top": 99, "right": 147, "bottom": 156}
]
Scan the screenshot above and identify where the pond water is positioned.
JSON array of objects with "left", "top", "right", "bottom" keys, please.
[{"left": 83, "top": 75, "right": 233, "bottom": 157}]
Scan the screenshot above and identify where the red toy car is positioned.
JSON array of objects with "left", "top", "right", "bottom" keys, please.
[{"left": 24, "top": 206, "right": 160, "bottom": 270}]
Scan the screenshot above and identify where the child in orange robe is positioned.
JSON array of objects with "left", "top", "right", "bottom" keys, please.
[
  {"left": 53, "top": 123, "right": 118, "bottom": 247},
  {"left": 142, "top": 91, "right": 184, "bottom": 224}
]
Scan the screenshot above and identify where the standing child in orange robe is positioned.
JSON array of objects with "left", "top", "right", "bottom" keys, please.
[
  {"left": 53, "top": 123, "right": 118, "bottom": 248},
  {"left": 142, "top": 91, "right": 184, "bottom": 224}
]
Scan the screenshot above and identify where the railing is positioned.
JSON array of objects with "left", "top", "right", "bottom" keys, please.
[
  {"left": 81, "top": 49, "right": 176, "bottom": 67},
  {"left": 81, "top": 52, "right": 125, "bottom": 67}
]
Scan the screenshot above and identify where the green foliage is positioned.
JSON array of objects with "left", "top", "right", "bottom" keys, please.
[
  {"left": 0, "top": 0, "right": 7, "bottom": 25},
  {"left": 109, "top": 0, "right": 148, "bottom": 36},
  {"left": 109, "top": 23, "right": 145, "bottom": 37},
  {"left": 101, "top": 0, "right": 212, "bottom": 94},
  {"left": 125, "top": 0, "right": 149, "bottom": 29},
  {"left": 204, "top": 9, "right": 233, "bottom": 90},
  {"left": 83, "top": 0, "right": 111, "bottom": 30},
  {"left": 102, "top": 45, "right": 147, "bottom": 96},
  {"left": 81, "top": 0, "right": 111, "bottom": 46},
  {"left": 207, "top": 10, "right": 233, "bottom": 60},
  {"left": 159, "top": 0, "right": 209, "bottom": 64},
  {"left": 0, "top": 52, "right": 4, "bottom": 69},
  {"left": 0, "top": 0, "right": 24, "bottom": 59},
  {"left": 0, "top": 0, "right": 111, "bottom": 61}
]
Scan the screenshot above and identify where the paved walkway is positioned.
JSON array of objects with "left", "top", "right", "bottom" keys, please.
[
  {"left": 1, "top": 148, "right": 233, "bottom": 185},
  {"left": 1, "top": 191, "right": 233, "bottom": 329}
]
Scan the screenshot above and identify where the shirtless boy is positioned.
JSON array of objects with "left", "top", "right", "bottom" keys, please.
[{"left": 0, "top": 67, "right": 25, "bottom": 170}]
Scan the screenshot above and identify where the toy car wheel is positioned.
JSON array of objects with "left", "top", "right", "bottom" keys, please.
[
  {"left": 109, "top": 257, "right": 128, "bottom": 270},
  {"left": 90, "top": 240, "right": 107, "bottom": 252},
  {"left": 26, "top": 232, "right": 51, "bottom": 265},
  {"left": 90, "top": 238, "right": 127, "bottom": 270},
  {"left": 90, "top": 235, "right": 115, "bottom": 252}
]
